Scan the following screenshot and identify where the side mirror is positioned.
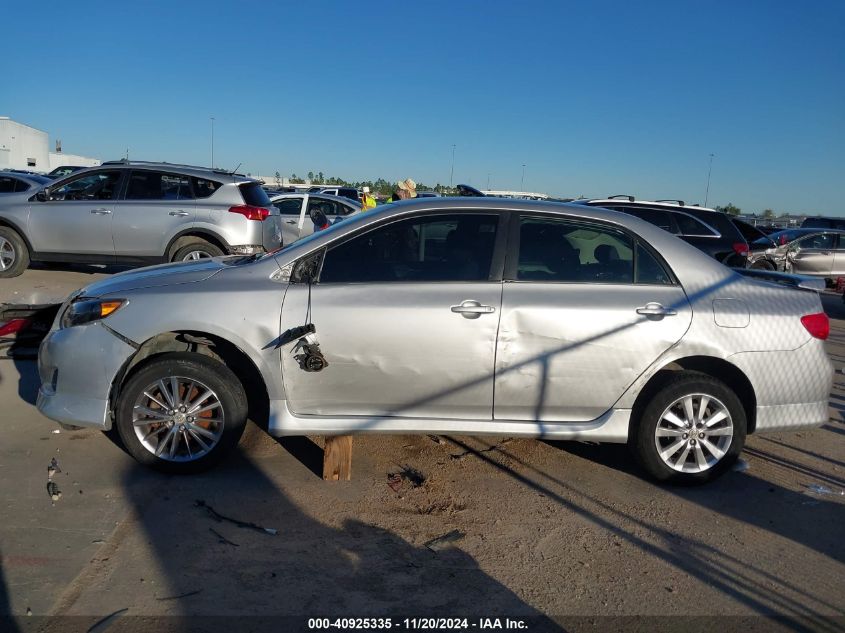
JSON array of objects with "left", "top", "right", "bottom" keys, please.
[
  {"left": 34, "top": 190, "right": 48, "bottom": 202},
  {"left": 291, "top": 250, "right": 323, "bottom": 283}
]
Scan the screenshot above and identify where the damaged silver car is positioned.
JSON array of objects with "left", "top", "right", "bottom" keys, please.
[{"left": 36, "top": 198, "right": 833, "bottom": 484}]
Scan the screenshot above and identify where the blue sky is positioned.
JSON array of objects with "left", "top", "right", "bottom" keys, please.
[{"left": 2, "top": 0, "right": 843, "bottom": 214}]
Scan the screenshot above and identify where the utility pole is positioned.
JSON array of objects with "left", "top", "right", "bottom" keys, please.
[
  {"left": 704, "top": 153, "right": 715, "bottom": 207},
  {"left": 486, "top": 173, "right": 491, "bottom": 191},
  {"left": 211, "top": 117, "right": 216, "bottom": 168},
  {"left": 520, "top": 164, "right": 526, "bottom": 190},
  {"left": 449, "top": 144, "right": 456, "bottom": 189}
]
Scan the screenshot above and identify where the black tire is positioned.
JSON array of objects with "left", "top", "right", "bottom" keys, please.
[
  {"left": 115, "top": 353, "right": 248, "bottom": 474},
  {"left": 629, "top": 372, "right": 746, "bottom": 485},
  {"left": 750, "top": 259, "right": 775, "bottom": 271},
  {"left": 0, "top": 227, "right": 30, "bottom": 278},
  {"left": 172, "top": 239, "right": 224, "bottom": 262}
]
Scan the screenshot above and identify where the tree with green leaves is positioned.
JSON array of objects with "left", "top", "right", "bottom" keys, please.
[
  {"left": 761, "top": 209, "right": 775, "bottom": 219},
  {"left": 716, "top": 203, "right": 741, "bottom": 216}
]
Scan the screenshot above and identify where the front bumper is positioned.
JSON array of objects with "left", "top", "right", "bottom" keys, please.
[{"left": 36, "top": 322, "right": 137, "bottom": 430}]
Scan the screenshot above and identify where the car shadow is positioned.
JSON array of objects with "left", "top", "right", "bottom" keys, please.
[{"left": 103, "top": 446, "right": 561, "bottom": 625}]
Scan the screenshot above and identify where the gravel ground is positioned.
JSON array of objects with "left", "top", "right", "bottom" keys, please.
[{"left": 0, "top": 268, "right": 842, "bottom": 632}]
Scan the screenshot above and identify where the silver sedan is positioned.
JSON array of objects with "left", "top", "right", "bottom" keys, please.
[{"left": 36, "top": 198, "right": 833, "bottom": 484}]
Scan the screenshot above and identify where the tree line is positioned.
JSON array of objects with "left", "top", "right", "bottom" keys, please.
[{"left": 270, "top": 171, "right": 449, "bottom": 197}]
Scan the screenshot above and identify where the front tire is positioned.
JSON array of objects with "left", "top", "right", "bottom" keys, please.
[
  {"left": 115, "top": 353, "right": 248, "bottom": 474},
  {"left": 0, "top": 227, "right": 30, "bottom": 278},
  {"left": 630, "top": 373, "right": 746, "bottom": 485}
]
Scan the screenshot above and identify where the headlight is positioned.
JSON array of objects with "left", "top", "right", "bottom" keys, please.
[{"left": 60, "top": 298, "right": 127, "bottom": 329}]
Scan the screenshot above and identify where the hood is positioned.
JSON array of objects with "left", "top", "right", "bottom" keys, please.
[{"left": 81, "top": 258, "right": 228, "bottom": 297}]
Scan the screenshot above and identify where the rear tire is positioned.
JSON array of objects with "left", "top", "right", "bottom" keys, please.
[
  {"left": 172, "top": 239, "right": 224, "bottom": 262},
  {"left": 0, "top": 227, "right": 29, "bottom": 278},
  {"left": 629, "top": 372, "right": 746, "bottom": 485},
  {"left": 115, "top": 353, "right": 248, "bottom": 474},
  {"left": 750, "top": 259, "right": 775, "bottom": 271}
]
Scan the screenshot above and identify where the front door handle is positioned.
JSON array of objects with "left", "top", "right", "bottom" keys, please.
[
  {"left": 90, "top": 208, "right": 111, "bottom": 215},
  {"left": 636, "top": 302, "right": 677, "bottom": 318},
  {"left": 451, "top": 300, "right": 496, "bottom": 320},
  {"left": 285, "top": 220, "right": 297, "bottom": 224},
  {"left": 169, "top": 210, "right": 190, "bottom": 217}
]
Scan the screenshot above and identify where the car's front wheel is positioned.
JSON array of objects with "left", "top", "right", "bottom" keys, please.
[
  {"left": 630, "top": 373, "right": 746, "bottom": 485},
  {"left": 115, "top": 353, "right": 248, "bottom": 473}
]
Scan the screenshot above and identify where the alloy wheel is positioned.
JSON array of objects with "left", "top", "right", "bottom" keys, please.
[
  {"left": 0, "top": 237, "right": 16, "bottom": 271},
  {"left": 132, "top": 376, "right": 225, "bottom": 462},
  {"left": 653, "top": 393, "right": 734, "bottom": 473},
  {"left": 182, "top": 250, "right": 212, "bottom": 261}
]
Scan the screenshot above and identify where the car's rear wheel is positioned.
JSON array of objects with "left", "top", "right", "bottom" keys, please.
[
  {"left": 172, "top": 239, "right": 224, "bottom": 262},
  {"left": 630, "top": 373, "right": 746, "bottom": 485},
  {"left": 115, "top": 353, "right": 247, "bottom": 473},
  {"left": 750, "top": 259, "right": 775, "bottom": 271},
  {"left": 0, "top": 227, "right": 29, "bottom": 278}
]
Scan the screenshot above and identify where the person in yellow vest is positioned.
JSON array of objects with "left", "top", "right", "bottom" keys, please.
[{"left": 361, "top": 186, "right": 377, "bottom": 210}]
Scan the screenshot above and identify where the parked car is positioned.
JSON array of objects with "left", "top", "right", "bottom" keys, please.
[
  {"left": 802, "top": 216, "right": 845, "bottom": 230},
  {"left": 269, "top": 192, "right": 361, "bottom": 245},
  {"left": 0, "top": 160, "right": 281, "bottom": 277},
  {"left": 46, "top": 165, "right": 86, "bottom": 179},
  {"left": 781, "top": 231, "right": 845, "bottom": 284},
  {"left": 732, "top": 218, "right": 773, "bottom": 247},
  {"left": 0, "top": 172, "right": 51, "bottom": 195},
  {"left": 747, "top": 228, "right": 843, "bottom": 271},
  {"left": 573, "top": 197, "right": 749, "bottom": 267},
  {"left": 318, "top": 186, "right": 360, "bottom": 202},
  {"left": 36, "top": 198, "right": 832, "bottom": 484}
]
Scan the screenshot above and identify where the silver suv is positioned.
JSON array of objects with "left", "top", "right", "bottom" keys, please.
[{"left": 0, "top": 160, "right": 282, "bottom": 277}]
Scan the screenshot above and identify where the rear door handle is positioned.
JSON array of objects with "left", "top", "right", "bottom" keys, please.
[
  {"left": 285, "top": 220, "right": 297, "bottom": 224},
  {"left": 451, "top": 300, "right": 496, "bottom": 319},
  {"left": 169, "top": 210, "right": 190, "bottom": 217},
  {"left": 636, "top": 302, "right": 677, "bottom": 317},
  {"left": 90, "top": 208, "right": 111, "bottom": 215}
]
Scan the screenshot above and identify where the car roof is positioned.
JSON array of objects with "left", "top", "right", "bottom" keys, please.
[
  {"left": 580, "top": 198, "right": 720, "bottom": 213},
  {"left": 97, "top": 160, "right": 261, "bottom": 184},
  {"left": 1, "top": 172, "right": 50, "bottom": 185}
]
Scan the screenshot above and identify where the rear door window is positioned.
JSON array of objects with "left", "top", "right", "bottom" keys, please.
[
  {"left": 126, "top": 171, "right": 193, "bottom": 200},
  {"left": 0, "top": 177, "right": 16, "bottom": 193},
  {"left": 617, "top": 207, "right": 677, "bottom": 233},
  {"left": 674, "top": 212, "right": 719, "bottom": 237}
]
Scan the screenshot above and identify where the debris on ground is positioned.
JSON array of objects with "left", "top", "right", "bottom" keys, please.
[
  {"left": 47, "top": 457, "right": 61, "bottom": 478},
  {"left": 156, "top": 589, "right": 203, "bottom": 601},
  {"left": 209, "top": 527, "right": 239, "bottom": 547},
  {"left": 427, "top": 435, "right": 444, "bottom": 445},
  {"left": 804, "top": 483, "right": 844, "bottom": 496},
  {"left": 424, "top": 529, "right": 465, "bottom": 552},
  {"left": 732, "top": 458, "right": 750, "bottom": 473},
  {"left": 51, "top": 429, "right": 61, "bottom": 434},
  {"left": 387, "top": 464, "right": 426, "bottom": 492},
  {"left": 46, "top": 458, "right": 62, "bottom": 502},
  {"left": 47, "top": 482, "right": 62, "bottom": 502},
  {"left": 195, "top": 499, "right": 277, "bottom": 535},
  {"left": 87, "top": 607, "right": 129, "bottom": 633}
]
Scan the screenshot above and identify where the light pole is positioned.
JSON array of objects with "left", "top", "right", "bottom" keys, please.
[
  {"left": 449, "top": 144, "right": 456, "bottom": 189},
  {"left": 520, "top": 164, "right": 526, "bottom": 191},
  {"left": 211, "top": 117, "right": 216, "bottom": 168},
  {"left": 704, "top": 153, "right": 715, "bottom": 207},
  {"left": 486, "top": 173, "right": 491, "bottom": 191}
]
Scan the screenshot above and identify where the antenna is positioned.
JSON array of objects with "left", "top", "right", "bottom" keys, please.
[{"left": 229, "top": 162, "right": 242, "bottom": 181}]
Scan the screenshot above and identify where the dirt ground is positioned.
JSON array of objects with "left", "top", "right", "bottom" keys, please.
[{"left": 0, "top": 266, "right": 843, "bottom": 632}]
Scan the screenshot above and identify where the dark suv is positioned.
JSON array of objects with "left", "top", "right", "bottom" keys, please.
[
  {"left": 801, "top": 217, "right": 845, "bottom": 230},
  {"left": 575, "top": 197, "right": 748, "bottom": 267}
]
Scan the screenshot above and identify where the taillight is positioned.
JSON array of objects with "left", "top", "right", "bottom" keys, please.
[
  {"left": 733, "top": 242, "right": 749, "bottom": 256},
  {"left": 801, "top": 313, "right": 829, "bottom": 340},
  {"left": 229, "top": 205, "right": 270, "bottom": 221},
  {"left": 0, "top": 318, "right": 30, "bottom": 337}
]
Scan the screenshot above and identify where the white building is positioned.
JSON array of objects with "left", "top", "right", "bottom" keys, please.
[{"left": 0, "top": 117, "right": 100, "bottom": 173}]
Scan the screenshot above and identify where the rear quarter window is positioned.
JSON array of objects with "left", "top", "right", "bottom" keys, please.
[
  {"left": 685, "top": 210, "right": 742, "bottom": 241},
  {"left": 192, "top": 177, "right": 222, "bottom": 199},
  {"left": 239, "top": 182, "right": 271, "bottom": 206}
]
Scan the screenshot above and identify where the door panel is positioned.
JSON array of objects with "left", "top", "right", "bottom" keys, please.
[
  {"left": 273, "top": 197, "right": 305, "bottom": 245},
  {"left": 788, "top": 234, "right": 836, "bottom": 277},
  {"left": 113, "top": 170, "right": 197, "bottom": 257},
  {"left": 495, "top": 284, "right": 691, "bottom": 421},
  {"left": 28, "top": 169, "right": 123, "bottom": 256},
  {"left": 280, "top": 283, "right": 502, "bottom": 418}
]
